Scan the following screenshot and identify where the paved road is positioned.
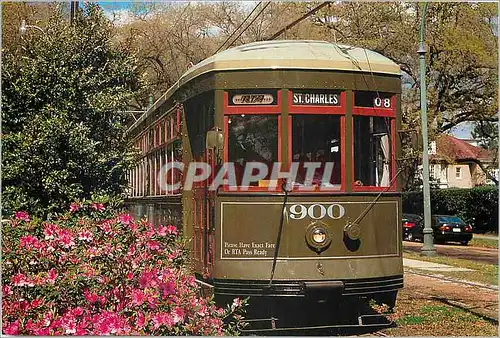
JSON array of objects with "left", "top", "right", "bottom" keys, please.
[{"left": 403, "top": 241, "right": 498, "bottom": 265}]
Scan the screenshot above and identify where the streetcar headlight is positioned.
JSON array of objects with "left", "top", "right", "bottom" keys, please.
[
  {"left": 312, "top": 228, "right": 327, "bottom": 244},
  {"left": 305, "top": 222, "right": 331, "bottom": 252}
]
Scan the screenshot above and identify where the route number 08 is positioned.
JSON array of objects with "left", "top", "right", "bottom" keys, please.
[
  {"left": 288, "top": 204, "right": 345, "bottom": 220},
  {"left": 374, "top": 97, "right": 391, "bottom": 108}
]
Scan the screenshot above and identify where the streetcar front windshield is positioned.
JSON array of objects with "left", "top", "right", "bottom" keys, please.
[
  {"left": 291, "top": 115, "right": 341, "bottom": 188},
  {"left": 227, "top": 114, "right": 278, "bottom": 186}
]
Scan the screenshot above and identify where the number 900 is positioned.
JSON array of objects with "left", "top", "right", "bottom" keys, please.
[{"left": 288, "top": 204, "right": 345, "bottom": 220}]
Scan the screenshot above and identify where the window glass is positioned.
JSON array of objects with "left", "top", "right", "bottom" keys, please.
[
  {"left": 455, "top": 167, "right": 462, "bottom": 179},
  {"left": 184, "top": 91, "right": 215, "bottom": 159},
  {"left": 227, "top": 115, "right": 278, "bottom": 186},
  {"left": 292, "top": 115, "right": 341, "bottom": 188},
  {"left": 353, "top": 116, "right": 392, "bottom": 187},
  {"left": 437, "top": 216, "right": 464, "bottom": 224}
]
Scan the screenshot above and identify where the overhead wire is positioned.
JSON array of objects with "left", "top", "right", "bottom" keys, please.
[
  {"left": 265, "top": 1, "right": 331, "bottom": 41},
  {"left": 224, "top": 1, "right": 271, "bottom": 49},
  {"left": 213, "top": 2, "right": 262, "bottom": 54}
]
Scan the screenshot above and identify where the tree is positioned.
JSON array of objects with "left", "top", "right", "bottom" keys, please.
[
  {"left": 472, "top": 121, "right": 498, "bottom": 150},
  {"left": 309, "top": 2, "right": 498, "bottom": 134},
  {"left": 2, "top": 4, "right": 142, "bottom": 218}
]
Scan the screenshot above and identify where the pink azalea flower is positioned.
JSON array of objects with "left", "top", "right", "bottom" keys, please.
[
  {"left": 69, "top": 202, "right": 81, "bottom": 213},
  {"left": 83, "top": 290, "right": 99, "bottom": 304},
  {"left": 146, "top": 240, "right": 160, "bottom": 250},
  {"left": 197, "top": 304, "right": 208, "bottom": 317},
  {"left": 157, "top": 225, "right": 168, "bottom": 236},
  {"left": 91, "top": 202, "right": 105, "bottom": 211},
  {"left": 2, "top": 285, "right": 12, "bottom": 295},
  {"left": 19, "top": 235, "right": 41, "bottom": 250},
  {"left": 77, "top": 230, "right": 93, "bottom": 242},
  {"left": 152, "top": 313, "right": 174, "bottom": 329},
  {"left": 131, "top": 289, "right": 145, "bottom": 306},
  {"left": 33, "top": 327, "right": 50, "bottom": 335},
  {"left": 126, "top": 271, "right": 134, "bottom": 280},
  {"left": 232, "top": 297, "right": 242, "bottom": 308},
  {"left": 166, "top": 225, "right": 178, "bottom": 236},
  {"left": 43, "top": 223, "right": 59, "bottom": 240},
  {"left": 159, "top": 281, "right": 176, "bottom": 298},
  {"left": 31, "top": 298, "right": 43, "bottom": 308},
  {"left": 71, "top": 307, "right": 84, "bottom": 317},
  {"left": 136, "top": 312, "right": 147, "bottom": 329},
  {"left": 138, "top": 270, "right": 156, "bottom": 288},
  {"left": 14, "top": 211, "right": 30, "bottom": 222},
  {"left": 172, "top": 307, "right": 185, "bottom": 324},
  {"left": 47, "top": 269, "right": 57, "bottom": 284},
  {"left": 57, "top": 229, "right": 75, "bottom": 249},
  {"left": 118, "top": 213, "right": 133, "bottom": 225},
  {"left": 129, "top": 222, "right": 138, "bottom": 232},
  {"left": 11, "top": 273, "right": 29, "bottom": 286},
  {"left": 4, "top": 320, "right": 20, "bottom": 335}
]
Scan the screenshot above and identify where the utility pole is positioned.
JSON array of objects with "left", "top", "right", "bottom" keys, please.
[
  {"left": 418, "top": 2, "right": 436, "bottom": 257},
  {"left": 70, "top": 1, "right": 78, "bottom": 25}
]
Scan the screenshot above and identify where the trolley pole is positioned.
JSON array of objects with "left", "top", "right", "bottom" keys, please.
[{"left": 418, "top": 2, "right": 436, "bottom": 257}]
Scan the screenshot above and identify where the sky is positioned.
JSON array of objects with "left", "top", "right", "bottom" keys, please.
[{"left": 96, "top": 1, "right": 475, "bottom": 139}]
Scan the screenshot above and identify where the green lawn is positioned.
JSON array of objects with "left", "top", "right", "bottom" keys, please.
[
  {"left": 403, "top": 251, "right": 498, "bottom": 286},
  {"left": 470, "top": 237, "right": 498, "bottom": 249}
]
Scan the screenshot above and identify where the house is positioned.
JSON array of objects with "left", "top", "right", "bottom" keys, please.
[{"left": 429, "top": 134, "right": 497, "bottom": 188}]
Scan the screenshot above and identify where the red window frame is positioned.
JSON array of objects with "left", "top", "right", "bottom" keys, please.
[
  {"left": 222, "top": 90, "right": 282, "bottom": 192},
  {"left": 351, "top": 93, "right": 397, "bottom": 192},
  {"left": 287, "top": 90, "right": 347, "bottom": 192}
]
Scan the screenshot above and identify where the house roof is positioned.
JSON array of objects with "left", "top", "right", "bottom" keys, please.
[{"left": 435, "top": 134, "right": 492, "bottom": 162}]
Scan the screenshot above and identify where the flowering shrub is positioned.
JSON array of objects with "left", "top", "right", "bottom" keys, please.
[{"left": 2, "top": 201, "right": 246, "bottom": 335}]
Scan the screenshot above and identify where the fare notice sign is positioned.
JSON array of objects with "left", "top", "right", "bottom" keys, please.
[{"left": 292, "top": 90, "right": 341, "bottom": 106}]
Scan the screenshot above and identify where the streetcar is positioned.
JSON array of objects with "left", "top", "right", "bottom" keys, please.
[{"left": 126, "top": 40, "right": 403, "bottom": 332}]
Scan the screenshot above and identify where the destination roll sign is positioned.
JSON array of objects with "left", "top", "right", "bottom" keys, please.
[
  {"left": 292, "top": 90, "right": 341, "bottom": 106},
  {"left": 228, "top": 90, "right": 277, "bottom": 106}
]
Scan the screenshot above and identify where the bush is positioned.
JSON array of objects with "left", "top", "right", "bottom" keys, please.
[
  {"left": 2, "top": 201, "right": 246, "bottom": 335},
  {"left": 2, "top": 4, "right": 141, "bottom": 218},
  {"left": 402, "top": 187, "right": 498, "bottom": 233}
]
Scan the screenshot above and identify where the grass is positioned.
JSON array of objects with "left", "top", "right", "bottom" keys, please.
[
  {"left": 470, "top": 237, "right": 498, "bottom": 249},
  {"left": 384, "top": 289, "right": 498, "bottom": 336},
  {"left": 403, "top": 251, "right": 498, "bottom": 286}
]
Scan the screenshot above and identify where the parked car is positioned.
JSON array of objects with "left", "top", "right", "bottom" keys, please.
[
  {"left": 431, "top": 215, "right": 473, "bottom": 245},
  {"left": 402, "top": 213, "right": 423, "bottom": 242},
  {"left": 403, "top": 214, "right": 473, "bottom": 245}
]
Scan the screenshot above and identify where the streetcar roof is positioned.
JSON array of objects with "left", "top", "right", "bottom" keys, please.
[{"left": 181, "top": 40, "right": 401, "bottom": 83}]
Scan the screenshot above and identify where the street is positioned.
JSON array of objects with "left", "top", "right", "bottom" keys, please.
[{"left": 403, "top": 240, "right": 498, "bottom": 265}]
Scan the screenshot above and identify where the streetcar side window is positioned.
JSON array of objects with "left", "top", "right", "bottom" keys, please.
[
  {"left": 291, "top": 115, "right": 341, "bottom": 188},
  {"left": 353, "top": 116, "right": 392, "bottom": 187},
  {"left": 227, "top": 114, "right": 278, "bottom": 186},
  {"left": 184, "top": 91, "right": 215, "bottom": 159}
]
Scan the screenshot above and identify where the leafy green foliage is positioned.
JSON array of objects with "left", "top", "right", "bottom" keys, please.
[
  {"left": 472, "top": 121, "right": 498, "bottom": 151},
  {"left": 402, "top": 187, "right": 498, "bottom": 232},
  {"left": 2, "top": 4, "right": 142, "bottom": 218}
]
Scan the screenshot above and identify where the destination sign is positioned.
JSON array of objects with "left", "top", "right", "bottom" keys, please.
[
  {"left": 232, "top": 94, "right": 274, "bottom": 105},
  {"left": 292, "top": 91, "right": 341, "bottom": 106},
  {"left": 228, "top": 90, "right": 277, "bottom": 106}
]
